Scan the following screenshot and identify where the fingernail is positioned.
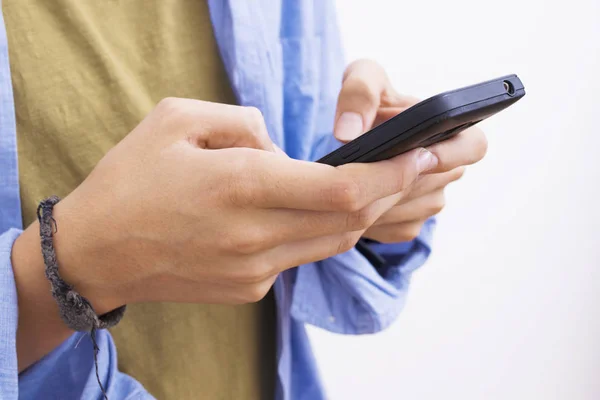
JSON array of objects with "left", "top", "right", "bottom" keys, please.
[
  {"left": 417, "top": 149, "right": 438, "bottom": 174},
  {"left": 334, "top": 112, "right": 363, "bottom": 142}
]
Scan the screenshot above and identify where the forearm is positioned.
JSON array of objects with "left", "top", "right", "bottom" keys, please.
[{"left": 11, "top": 220, "right": 73, "bottom": 372}]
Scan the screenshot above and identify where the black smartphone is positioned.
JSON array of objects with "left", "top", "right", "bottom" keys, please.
[{"left": 318, "top": 74, "right": 525, "bottom": 167}]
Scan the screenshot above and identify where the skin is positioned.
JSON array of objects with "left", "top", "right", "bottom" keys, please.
[
  {"left": 12, "top": 60, "right": 486, "bottom": 373},
  {"left": 334, "top": 60, "right": 488, "bottom": 242}
]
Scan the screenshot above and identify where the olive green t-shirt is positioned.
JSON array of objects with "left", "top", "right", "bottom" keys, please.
[{"left": 3, "top": 1, "right": 276, "bottom": 399}]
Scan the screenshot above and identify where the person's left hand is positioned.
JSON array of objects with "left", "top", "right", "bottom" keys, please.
[{"left": 333, "top": 59, "right": 488, "bottom": 243}]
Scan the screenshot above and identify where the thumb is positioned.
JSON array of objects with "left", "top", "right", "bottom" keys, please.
[{"left": 334, "top": 59, "right": 390, "bottom": 143}]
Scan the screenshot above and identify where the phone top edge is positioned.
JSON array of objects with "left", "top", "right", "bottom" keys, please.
[{"left": 317, "top": 75, "right": 525, "bottom": 165}]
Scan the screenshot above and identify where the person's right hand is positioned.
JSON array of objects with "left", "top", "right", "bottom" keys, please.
[{"left": 22, "top": 98, "right": 437, "bottom": 314}]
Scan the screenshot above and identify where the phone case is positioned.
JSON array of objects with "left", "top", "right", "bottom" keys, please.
[{"left": 318, "top": 74, "right": 525, "bottom": 167}]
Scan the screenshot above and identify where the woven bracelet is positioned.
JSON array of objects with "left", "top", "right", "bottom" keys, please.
[{"left": 37, "top": 196, "right": 127, "bottom": 399}]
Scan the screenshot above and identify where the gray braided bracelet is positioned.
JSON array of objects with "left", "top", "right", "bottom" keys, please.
[
  {"left": 37, "top": 196, "right": 126, "bottom": 332},
  {"left": 38, "top": 196, "right": 127, "bottom": 399}
]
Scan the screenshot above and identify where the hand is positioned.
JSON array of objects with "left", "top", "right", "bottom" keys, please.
[
  {"left": 12, "top": 97, "right": 439, "bottom": 371},
  {"left": 17, "top": 97, "right": 437, "bottom": 313},
  {"left": 333, "top": 60, "right": 488, "bottom": 243}
]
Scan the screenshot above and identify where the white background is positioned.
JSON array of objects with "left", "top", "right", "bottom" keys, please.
[{"left": 308, "top": 1, "right": 600, "bottom": 399}]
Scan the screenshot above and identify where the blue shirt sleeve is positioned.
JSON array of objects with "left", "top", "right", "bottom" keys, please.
[
  {"left": 0, "top": 229, "right": 151, "bottom": 400},
  {"left": 0, "top": 229, "right": 20, "bottom": 399}
]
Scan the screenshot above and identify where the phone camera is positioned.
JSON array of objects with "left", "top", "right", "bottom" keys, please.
[{"left": 503, "top": 80, "right": 515, "bottom": 96}]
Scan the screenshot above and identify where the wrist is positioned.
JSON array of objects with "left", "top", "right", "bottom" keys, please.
[
  {"left": 11, "top": 202, "right": 125, "bottom": 370},
  {"left": 46, "top": 198, "right": 126, "bottom": 315}
]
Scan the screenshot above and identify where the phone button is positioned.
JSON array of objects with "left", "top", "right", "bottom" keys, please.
[{"left": 341, "top": 143, "right": 361, "bottom": 159}]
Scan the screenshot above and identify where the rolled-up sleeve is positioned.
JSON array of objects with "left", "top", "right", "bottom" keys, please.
[{"left": 290, "top": 219, "right": 434, "bottom": 335}]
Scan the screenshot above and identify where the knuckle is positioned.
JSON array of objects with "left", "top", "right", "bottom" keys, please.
[
  {"left": 340, "top": 78, "right": 379, "bottom": 109},
  {"left": 344, "top": 59, "right": 381, "bottom": 78},
  {"left": 155, "top": 97, "right": 182, "bottom": 114},
  {"left": 346, "top": 206, "right": 377, "bottom": 231},
  {"left": 242, "top": 283, "right": 270, "bottom": 303},
  {"left": 225, "top": 228, "right": 268, "bottom": 255},
  {"left": 232, "top": 239, "right": 263, "bottom": 256},
  {"left": 329, "top": 178, "right": 364, "bottom": 212},
  {"left": 242, "top": 106, "right": 266, "bottom": 134}
]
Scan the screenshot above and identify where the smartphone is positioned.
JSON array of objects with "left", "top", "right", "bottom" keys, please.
[{"left": 318, "top": 74, "right": 525, "bottom": 167}]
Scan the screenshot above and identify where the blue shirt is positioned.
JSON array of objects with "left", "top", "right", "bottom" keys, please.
[{"left": 0, "top": 1, "right": 435, "bottom": 399}]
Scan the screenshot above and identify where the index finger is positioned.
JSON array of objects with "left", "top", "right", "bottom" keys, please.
[{"left": 218, "top": 147, "right": 432, "bottom": 212}]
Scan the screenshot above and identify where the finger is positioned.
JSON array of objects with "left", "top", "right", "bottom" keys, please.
[
  {"left": 372, "top": 107, "right": 407, "bottom": 128},
  {"left": 196, "top": 104, "right": 275, "bottom": 152},
  {"left": 373, "top": 88, "right": 422, "bottom": 126},
  {"left": 373, "top": 189, "right": 445, "bottom": 226},
  {"left": 248, "top": 201, "right": 384, "bottom": 248},
  {"left": 380, "top": 90, "right": 421, "bottom": 109},
  {"left": 362, "top": 219, "right": 427, "bottom": 244},
  {"left": 401, "top": 167, "right": 465, "bottom": 203},
  {"left": 238, "top": 191, "right": 402, "bottom": 252},
  {"left": 426, "top": 126, "right": 488, "bottom": 173},
  {"left": 334, "top": 59, "right": 390, "bottom": 142},
  {"left": 216, "top": 147, "right": 437, "bottom": 212},
  {"left": 267, "top": 193, "right": 417, "bottom": 270},
  {"left": 157, "top": 98, "right": 276, "bottom": 152},
  {"left": 267, "top": 230, "right": 364, "bottom": 273}
]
